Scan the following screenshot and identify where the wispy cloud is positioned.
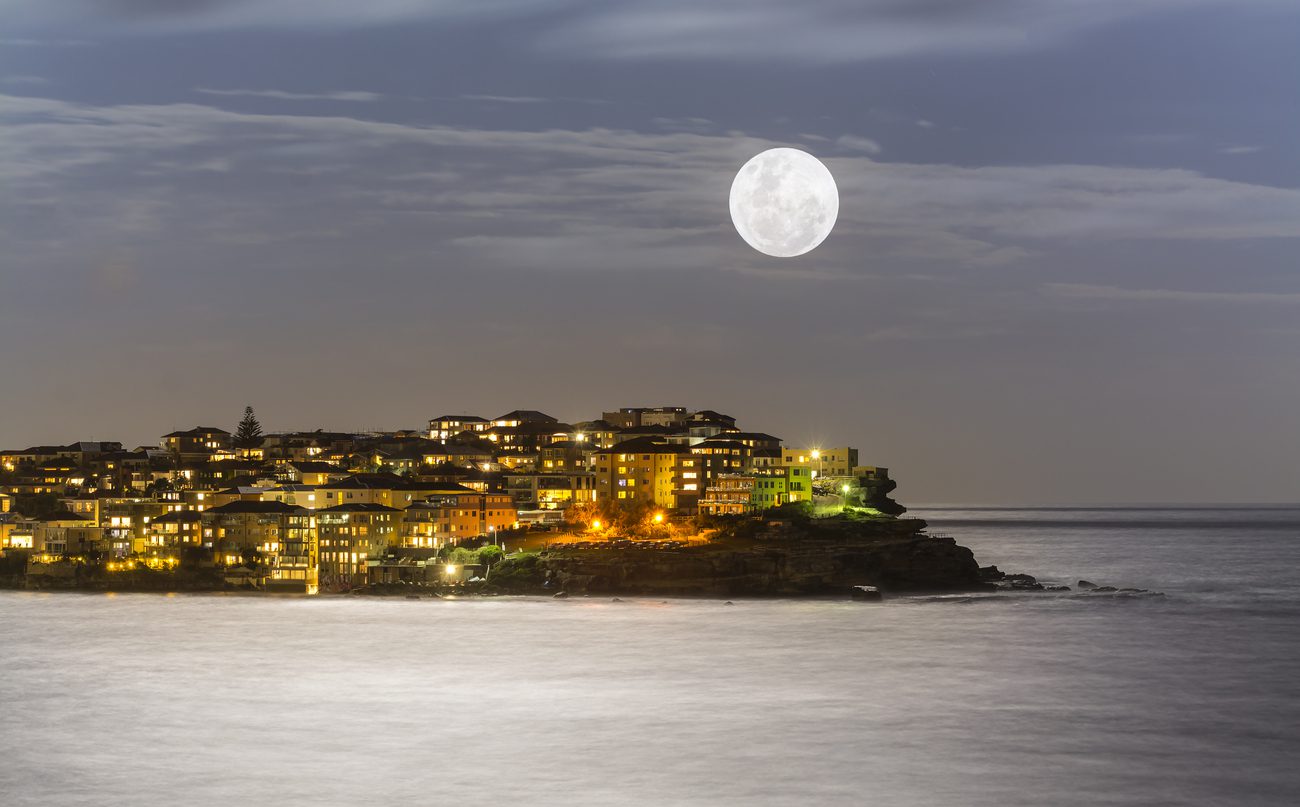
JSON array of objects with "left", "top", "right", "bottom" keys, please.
[
  {"left": 1, "top": 75, "right": 52, "bottom": 85},
  {"left": 459, "top": 94, "right": 550, "bottom": 104},
  {"left": 1045, "top": 283, "right": 1300, "bottom": 304},
  {"left": 3, "top": 93, "right": 1300, "bottom": 284},
  {"left": 194, "top": 87, "right": 382, "bottom": 102},
  {"left": 2, "top": 0, "right": 1293, "bottom": 62},
  {"left": 1219, "top": 145, "right": 1263, "bottom": 155},
  {"left": 0, "top": 37, "right": 91, "bottom": 46},
  {"left": 836, "top": 135, "right": 882, "bottom": 155},
  {"left": 457, "top": 93, "right": 610, "bottom": 105}
]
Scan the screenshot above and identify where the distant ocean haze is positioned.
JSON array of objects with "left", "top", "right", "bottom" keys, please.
[{"left": 1, "top": 506, "right": 1298, "bottom": 806}]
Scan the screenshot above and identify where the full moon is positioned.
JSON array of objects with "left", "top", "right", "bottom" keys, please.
[{"left": 729, "top": 147, "right": 839, "bottom": 258}]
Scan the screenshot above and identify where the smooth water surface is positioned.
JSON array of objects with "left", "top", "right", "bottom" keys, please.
[{"left": 2, "top": 507, "right": 1298, "bottom": 806}]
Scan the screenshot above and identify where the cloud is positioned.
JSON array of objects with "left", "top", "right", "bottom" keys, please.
[
  {"left": 457, "top": 94, "right": 611, "bottom": 105},
  {"left": 2, "top": 93, "right": 1299, "bottom": 285},
  {"left": 652, "top": 117, "right": 715, "bottom": 133},
  {"left": 194, "top": 87, "right": 381, "bottom": 102},
  {"left": 0, "top": 37, "right": 91, "bottom": 46},
  {"left": 836, "top": 135, "right": 883, "bottom": 155},
  {"left": 915, "top": 119, "right": 935, "bottom": 129},
  {"left": 459, "top": 94, "right": 550, "bottom": 104},
  {"left": 1, "top": 0, "right": 1293, "bottom": 62},
  {"left": 1219, "top": 145, "right": 1262, "bottom": 155},
  {"left": 1, "top": 75, "right": 52, "bottom": 85},
  {"left": 1044, "top": 283, "right": 1300, "bottom": 303}
]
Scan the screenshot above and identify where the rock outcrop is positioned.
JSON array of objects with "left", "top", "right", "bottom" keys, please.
[{"left": 493, "top": 515, "right": 991, "bottom": 597}]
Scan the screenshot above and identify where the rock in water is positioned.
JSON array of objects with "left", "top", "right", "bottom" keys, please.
[
  {"left": 851, "top": 585, "right": 883, "bottom": 602},
  {"left": 1077, "top": 580, "right": 1098, "bottom": 589},
  {"left": 552, "top": 591, "right": 569, "bottom": 599}
]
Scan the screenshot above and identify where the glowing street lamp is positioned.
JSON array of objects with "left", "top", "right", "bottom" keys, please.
[
  {"left": 653, "top": 513, "right": 664, "bottom": 524},
  {"left": 591, "top": 519, "right": 602, "bottom": 530}
]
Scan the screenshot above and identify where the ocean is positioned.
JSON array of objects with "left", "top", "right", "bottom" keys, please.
[{"left": 2, "top": 506, "right": 1298, "bottom": 806}]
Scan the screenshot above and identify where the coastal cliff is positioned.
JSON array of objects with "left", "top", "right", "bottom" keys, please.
[{"left": 491, "top": 515, "right": 990, "bottom": 597}]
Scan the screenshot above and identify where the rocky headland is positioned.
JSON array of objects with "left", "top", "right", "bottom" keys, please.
[{"left": 487, "top": 512, "right": 990, "bottom": 597}]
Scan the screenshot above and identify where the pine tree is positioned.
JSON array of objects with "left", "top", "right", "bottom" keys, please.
[{"left": 235, "top": 406, "right": 263, "bottom": 448}]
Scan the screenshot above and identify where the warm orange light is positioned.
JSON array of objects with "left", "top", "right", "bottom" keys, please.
[
  {"left": 591, "top": 520, "right": 602, "bottom": 530},
  {"left": 653, "top": 513, "right": 664, "bottom": 523}
]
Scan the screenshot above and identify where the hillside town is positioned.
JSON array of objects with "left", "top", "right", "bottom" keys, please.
[{"left": 0, "top": 406, "right": 890, "bottom": 594}]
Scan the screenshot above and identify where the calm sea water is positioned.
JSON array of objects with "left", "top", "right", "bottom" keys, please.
[{"left": 2, "top": 506, "right": 1298, "bottom": 806}]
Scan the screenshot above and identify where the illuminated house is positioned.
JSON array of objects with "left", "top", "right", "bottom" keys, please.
[
  {"left": 145, "top": 510, "right": 203, "bottom": 553},
  {"left": 315, "top": 474, "right": 406, "bottom": 509},
  {"left": 285, "top": 461, "right": 348, "bottom": 486},
  {"left": 316, "top": 503, "right": 401, "bottom": 588},
  {"left": 25, "top": 511, "right": 100, "bottom": 556},
  {"left": 201, "top": 500, "right": 315, "bottom": 591},
  {"left": 101, "top": 497, "right": 174, "bottom": 556},
  {"left": 570, "top": 420, "right": 620, "bottom": 449},
  {"left": 262, "top": 484, "right": 322, "bottom": 509},
  {"left": 505, "top": 472, "right": 596, "bottom": 510},
  {"left": 538, "top": 441, "right": 593, "bottom": 473},
  {"left": 481, "top": 422, "right": 573, "bottom": 454},
  {"left": 592, "top": 437, "right": 695, "bottom": 511},
  {"left": 698, "top": 475, "right": 755, "bottom": 516},
  {"left": 782, "top": 447, "right": 860, "bottom": 479},
  {"left": 0, "top": 492, "right": 10, "bottom": 513},
  {"left": 401, "top": 490, "right": 518, "bottom": 548},
  {"left": 492, "top": 410, "right": 558, "bottom": 429},
  {"left": 428, "top": 415, "right": 491, "bottom": 441},
  {"left": 698, "top": 467, "right": 812, "bottom": 515},
  {"left": 160, "top": 426, "right": 231, "bottom": 460},
  {"left": 601, "top": 407, "right": 688, "bottom": 429}
]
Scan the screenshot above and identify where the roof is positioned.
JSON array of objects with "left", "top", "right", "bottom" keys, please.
[
  {"left": 594, "top": 437, "right": 693, "bottom": 456},
  {"left": 727, "top": 432, "right": 781, "bottom": 442},
  {"left": 204, "top": 501, "right": 307, "bottom": 515},
  {"left": 318, "top": 503, "right": 402, "bottom": 514},
  {"left": 494, "top": 410, "right": 558, "bottom": 423},
  {"left": 317, "top": 473, "right": 406, "bottom": 490},
  {"left": 407, "top": 482, "right": 478, "bottom": 494},
  {"left": 152, "top": 510, "right": 203, "bottom": 524},
  {"left": 289, "top": 461, "right": 346, "bottom": 473},
  {"left": 695, "top": 439, "right": 748, "bottom": 451},
  {"left": 163, "top": 426, "right": 231, "bottom": 438},
  {"left": 28, "top": 510, "right": 90, "bottom": 523},
  {"left": 690, "top": 410, "right": 736, "bottom": 422},
  {"left": 430, "top": 414, "right": 488, "bottom": 423},
  {"left": 616, "top": 424, "right": 683, "bottom": 436}
]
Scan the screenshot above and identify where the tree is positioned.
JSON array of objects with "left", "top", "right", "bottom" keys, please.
[
  {"left": 477, "top": 544, "right": 504, "bottom": 568},
  {"left": 235, "top": 406, "right": 263, "bottom": 448}
]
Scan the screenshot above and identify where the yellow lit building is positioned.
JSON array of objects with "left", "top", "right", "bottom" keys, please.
[
  {"left": 317, "top": 503, "right": 401, "bottom": 588},
  {"left": 592, "top": 437, "right": 694, "bottom": 511},
  {"left": 145, "top": 511, "right": 204, "bottom": 554},
  {"left": 428, "top": 415, "right": 491, "bottom": 441},
  {"left": 782, "top": 447, "right": 860, "bottom": 479},
  {"left": 401, "top": 491, "right": 518, "bottom": 549}
]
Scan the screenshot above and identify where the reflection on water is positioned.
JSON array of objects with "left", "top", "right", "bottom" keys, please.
[{"left": 2, "top": 507, "right": 1298, "bottom": 806}]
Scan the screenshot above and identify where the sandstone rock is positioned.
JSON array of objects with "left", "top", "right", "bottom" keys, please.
[{"left": 1077, "top": 580, "right": 1098, "bottom": 589}]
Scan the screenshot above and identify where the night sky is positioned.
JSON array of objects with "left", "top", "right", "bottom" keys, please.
[{"left": 2, "top": 1, "right": 1298, "bottom": 504}]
